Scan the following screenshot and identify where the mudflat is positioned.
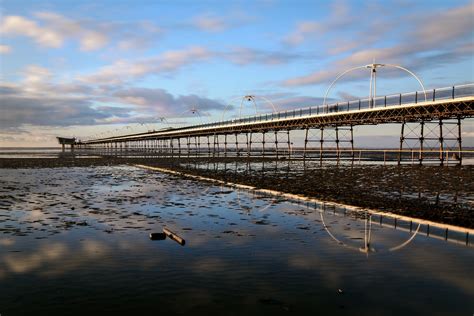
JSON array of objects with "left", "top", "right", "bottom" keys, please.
[{"left": 1, "top": 157, "right": 472, "bottom": 228}]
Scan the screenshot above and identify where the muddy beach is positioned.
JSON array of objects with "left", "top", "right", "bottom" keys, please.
[
  {"left": 172, "top": 160, "right": 474, "bottom": 228},
  {"left": 1, "top": 157, "right": 473, "bottom": 228}
]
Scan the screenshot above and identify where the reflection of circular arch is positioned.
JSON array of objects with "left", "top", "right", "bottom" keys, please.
[
  {"left": 221, "top": 95, "right": 277, "bottom": 121},
  {"left": 322, "top": 63, "right": 427, "bottom": 107},
  {"left": 319, "top": 207, "right": 421, "bottom": 254},
  {"left": 233, "top": 189, "right": 275, "bottom": 214}
]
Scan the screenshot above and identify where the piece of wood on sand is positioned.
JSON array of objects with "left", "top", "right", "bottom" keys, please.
[{"left": 163, "top": 227, "right": 186, "bottom": 246}]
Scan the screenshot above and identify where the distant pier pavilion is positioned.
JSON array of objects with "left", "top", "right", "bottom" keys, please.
[{"left": 56, "top": 137, "right": 76, "bottom": 152}]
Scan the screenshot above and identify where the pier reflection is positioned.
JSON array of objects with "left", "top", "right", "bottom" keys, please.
[{"left": 178, "top": 159, "right": 472, "bottom": 228}]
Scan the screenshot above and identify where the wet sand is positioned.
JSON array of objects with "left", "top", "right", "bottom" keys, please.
[
  {"left": 1, "top": 163, "right": 473, "bottom": 314},
  {"left": 1, "top": 157, "right": 472, "bottom": 228}
]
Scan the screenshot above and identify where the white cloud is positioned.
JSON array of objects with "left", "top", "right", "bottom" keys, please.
[
  {"left": 79, "top": 45, "right": 301, "bottom": 85},
  {"left": 112, "top": 87, "right": 225, "bottom": 114},
  {"left": 225, "top": 47, "right": 301, "bottom": 65},
  {"left": 283, "top": 21, "right": 322, "bottom": 46},
  {"left": 80, "top": 31, "right": 108, "bottom": 51},
  {"left": 0, "top": 11, "right": 162, "bottom": 51},
  {"left": 413, "top": 4, "right": 474, "bottom": 48},
  {"left": 0, "top": 15, "right": 64, "bottom": 48},
  {"left": 193, "top": 14, "right": 227, "bottom": 32},
  {"left": 0, "top": 61, "right": 226, "bottom": 132},
  {"left": 80, "top": 46, "right": 214, "bottom": 84},
  {"left": 280, "top": 2, "right": 474, "bottom": 87},
  {"left": 0, "top": 44, "right": 12, "bottom": 54},
  {"left": 282, "top": 1, "right": 353, "bottom": 46},
  {"left": 22, "top": 65, "right": 52, "bottom": 89}
]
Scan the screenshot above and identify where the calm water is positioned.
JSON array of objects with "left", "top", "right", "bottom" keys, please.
[
  {"left": 0, "top": 166, "right": 473, "bottom": 315},
  {"left": 2, "top": 146, "right": 474, "bottom": 165},
  {"left": 0, "top": 147, "right": 62, "bottom": 158}
]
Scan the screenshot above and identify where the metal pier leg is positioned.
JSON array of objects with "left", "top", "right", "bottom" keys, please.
[
  {"left": 195, "top": 136, "right": 199, "bottom": 158},
  {"left": 320, "top": 127, "right": 324, "bottom": 163},
  {"left": 235, "top": 133, "right": 239, "bottom": 157},
  {"left": 335, "top": 126, "right": 340, "bottom": 160},
  {"left": 350, "top": 125, "right": 354, "bottom": 160},
  {"left": 247, "top": 132, "right": 252, "bottom": 158},
  {"left": 439, "top": 119, "right": 444, "bottom": 165},
  {"left": 213, "top": 134, "right": 218, "bottom": 157},
  {"left": 187, "top": 136, "right": 191, "bottom": 158},
  {"left": 212, "top": 135, "right": 216, "bottom": 157},
  {"left": 457, "top": 117, "right": 462, "bottom": 165},
  {"left": 178, "top": 138, "right": 181, "bottom": 157},
  {"left": 224, "top": 134, "right": 228, "bottom": 157},
  {"left": 207, "top": 136, "right": 211, "bottom": 157},
  {"left": 398, "top": 121, "right": 405, "bottom": 165},
  {"left": 275, "top": 131, "right": 279, "bottom": 159},
  {"left": 303, "top": 128, "right": 309, "bottom": 160},
  {"left": 419, "top": 121, "right": 424, "bottom": 165},
  {"left": 262, "top": 132, "right": 266, "bottom": 158},
  {"left": 287, "top": 130, "right": 291, "bottom": 159}
]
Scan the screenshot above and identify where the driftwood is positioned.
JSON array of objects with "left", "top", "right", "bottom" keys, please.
[{"left": 163, "top": 228, "right": 186, "bottom": 246}]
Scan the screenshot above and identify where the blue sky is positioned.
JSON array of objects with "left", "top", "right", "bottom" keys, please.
[{"left": 0, "top": 0, "right": 473, "bottom": 146}]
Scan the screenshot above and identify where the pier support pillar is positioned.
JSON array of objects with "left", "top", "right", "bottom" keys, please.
[
  {"left": 235, "top": 133, "right": 239, "bottom": 157},
  {"left": 287, "top": 130, "right": 291, "bottom": 159},
  {"left": 247, "top": 132, "right": 252, "bottom": 157},
  {"left": 303, "top": 128, "right": 309, "bottom": 160},
  {"left": 399, "top": 118, "right": 463, "bottom": 165},
  {"left": 224, "top": 134, "right": 228, "bottom": 157}
]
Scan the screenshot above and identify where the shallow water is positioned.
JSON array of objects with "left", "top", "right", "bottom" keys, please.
[{"left": 0, "top": 166, "right": 473, "bottom": 315}]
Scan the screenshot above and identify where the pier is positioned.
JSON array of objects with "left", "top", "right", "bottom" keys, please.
[{"left": 63, "top": 83, "right": 474, "bottom": 165}]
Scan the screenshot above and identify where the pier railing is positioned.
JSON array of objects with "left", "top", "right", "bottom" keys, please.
[{"left": 191, "top": 83, "right": 474, "bottom": 129}]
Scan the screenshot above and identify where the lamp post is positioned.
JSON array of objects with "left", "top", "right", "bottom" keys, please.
[{"left": 323, "top": 62, "right": 427, "bottom": 109}]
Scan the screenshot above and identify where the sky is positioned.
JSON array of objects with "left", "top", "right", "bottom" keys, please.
[{"left": 0, "top": 0, "right": 473, "bottom": 147}]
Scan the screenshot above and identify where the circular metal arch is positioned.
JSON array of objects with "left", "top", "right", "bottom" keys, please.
[
  {"left": 179, "top": 105, "right": 205, "bottom": 124},
  {"left": 221, "top": 95, "right": 277, "bottom": 121},
  {"left": 322, "top": 63, "right": 427, "bottom": 106}
]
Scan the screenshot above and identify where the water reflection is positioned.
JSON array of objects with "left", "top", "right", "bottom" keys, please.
[
  {"left": 319, "top": 208, "right": 421, "bottom": 254},
  {"left": 180, "top": 159, "right": 473, "bottom": 227},
  {"left": 0, "top": 166, "right": 473, "bottom": 315}
]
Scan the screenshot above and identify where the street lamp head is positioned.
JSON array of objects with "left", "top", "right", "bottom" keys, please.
[{"left": 365, "top": 63, "right": 385, "bottom": 69}]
